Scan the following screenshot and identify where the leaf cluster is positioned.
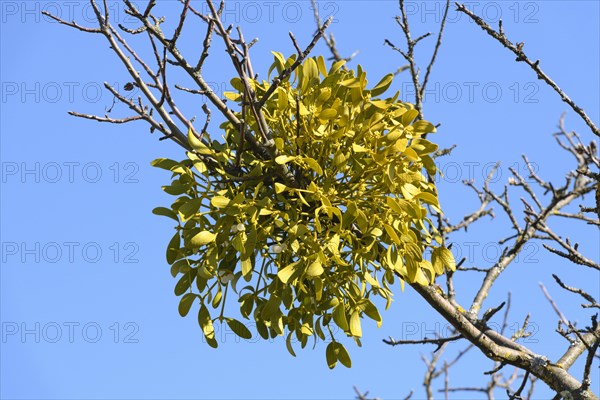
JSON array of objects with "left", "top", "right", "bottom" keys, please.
[{"left": 152, "top": 54, "right": 455, "bottom": 367}]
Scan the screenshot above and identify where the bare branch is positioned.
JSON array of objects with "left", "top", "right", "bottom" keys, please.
[
  {"left": 67, "top": 112, "right": 143, "bottom": 124},
  {"left": 552, "top": 275, "right": 600, "bottom": 309},
  {"left": 41, "top": 11, "right": 102, "bottom": 33},
  {"left": 456, "top": 3, "right": 599, "bottom": 137},
  {"left": 420, "top": 0, "right": 450, "bottom": 98},
  {"left": 539, "top": 283, "right": 571, "bottom": 326},
  {"left": 383, "top": 334, "right": 463, "bottom": 349}
]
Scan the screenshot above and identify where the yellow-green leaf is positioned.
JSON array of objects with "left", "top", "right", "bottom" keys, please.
[
  {"left": 370, "top": 73, "right": 394, "bottom": 97},
  {"left": 332, "top": 303, "right": 349, "bottom": 331},
  {"left": 432, "top": 246, "right": 456, "bottom": 272},
  {"left": 334, "top": 342, "right": 352, "bottom": 368},
  {"left": 152, "top": 207, "right": 178, "bottom": 221},
  {"left": 414, "top": 191, "right": 439, "bottom": 206},
  {"left": 226, "top": 318, "right": 252, "bottom": 339},
  {"left": 223, "top": 91, "right": 242, "bottom": 101},
  {"left": 198, "top": 304, "right": 215, "bottom": 339},
  {"left": 178, "top": 293, "right": 196, "bottom": 317},
  {"left": 349, "top": 310, "right": 362, "bottom": 337},
  {"left": 306, "top": 260, "right": 324, "bottom": 277},
  {"left": 274, "top": 182, "right": 287, "bottom": 194},
  {"left": 339, "top": 77, "right": 361, "bottom": 88},
  {"left": 319, "top": 108, "right": 338, "bottom": 120},
  {"left": 190, "top": 231, "right": 216, "bottom": 247},
  {"left": 303, "top": 157, "right": 323, "bottom": 175},
  {"left": 178, "top": 198, "right": 203, "bottom": 221},
  {"left": 401, "top": 109, "right": 419, "bottom": 126},
  {"left": 211, "top": 196, "right": 231, "bottom": 208},
  {"left": 241, "top": 257, "right": 253, "bottom": 278},
  {"left": 361, "top": 299, "right": 382, "bottom": 326},
  {"left": 326, "top": 342, "right": 338, "bottom": 369},
  {"left": 151, "top": 158, "right": 179, "bottom": 171},
  {"left": 275, "top": 155, "right": 296, "bottom": 164},
  {"left": 384, "top": 224, "right": 402, "bottom": 245},
  {"left": 277, "top": 263, "right": 296, "bottom": 284},
  {"left": 188, "top": 128, "right": 214, "bottom": 155},
  {"left": 412, "top": 120, "right": 437, "bottom": 134}
]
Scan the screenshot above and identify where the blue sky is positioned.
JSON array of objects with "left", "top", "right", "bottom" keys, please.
[{"left": 1, "top": 1, "right": 599, "bottom": 399}]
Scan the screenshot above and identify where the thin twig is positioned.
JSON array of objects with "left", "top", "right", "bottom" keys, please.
[{"left": 456, "top": 3, "right": 599, "bottom": 137}]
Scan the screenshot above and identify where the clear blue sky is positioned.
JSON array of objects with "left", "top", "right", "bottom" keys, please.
[{"left": 1, "top": 1, "right": 599, "bottom": 399}]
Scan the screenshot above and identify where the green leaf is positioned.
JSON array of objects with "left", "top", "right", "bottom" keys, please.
[
  {"left": 332, "top": 303, "right": 349, "bottom": 331},
  {"left": 274, "top": 182, "right": 287, "bottom": 194},
  {"left": 303, "top": 57, "right": 319, "bottom": 82},
  {"left": 241, "top": 257, "right": 253, "bottom": 279},
  {"left": 306, "top": 259, "right": 324, "bottom": 277},
  {"left": 300, "top": 323, "right": 313, "bottom": 336},
  {"left": 349, "top": 310, "right": 362, "bottom": 337},
  {"left": 223, "top": 91, "right": 242, "bottom": 101},
  {"left": 166, "top": 232, "right": 180, "bottom": 264},
  {"left": 210, "top": 195, "right": 231, "bottom": 208},
  {"left": 178, "top": 293, "right": 196, "bottom": 317},
  {"left": 206, "top": 336, "right": 218, "bottom": 348},
  {"left": 188, "top": 128, "right": 214, "bottom": 155},
  {"left": 277, "top": 263, "right": 296, "bottom": 284},
  {"left": 432, "top": 246, "right": 456, "bottom": 273},
  {"left": 414, "top": 191, "right": 439, "bottom": 206},
  {"left": 302, "top": 157, "right": 324, "bottom": 175},
  {"left": 401, "top": 109, "right": 419, "bottom": 126},
  {"left": 277, "top": 87, "right": 288, "bottom": 109},
  {"left": 286, "top": 332, "right": 297, "bottom": 357},
  {"left": 370, "top": 100, "right": 390, "bottom": 109},
  {"left": 162, "top": 184, "right": 190, "bottom": 195},
  {"left": 361, "top": 299, "right": 382, "bottom": 325},
  {"left": 412, "top": 120, "right": 437, "bottom": 134},
  {"left": 326, "top": 342, "right": 338, "bottom": 369},
  {"left": 352, "top": 143, "right": 368, "bottom": 153},
  {"left": 170, "top": 259, "right": 189, "bottom": 277},
  {"left": 370, "top": 73, "right": 394, "bottom": 97},
  {"left": 329, "top": 59, "right": 346, "bottom": 74},
  {"left": 261, "top": 295, "right": 281, "bottom": 320},
  {"left": 403, "top": 147, "right": 420, "bottom": 162},
  {"left": 211, "top": 289, "right": 223, "bottom": 308},
  {"left": 318, "top": 108, "right": 338, "bottom": 120},
  {"left": 269, "top": 51, "right": 286, "bottom": 78},
  {"left": 230, "top": 77, "right": 244, "bottom": 91},
  {"left": 152, "top": 207, "right": 178, "bottom": 221},
  {"left": 334, "top": 342, "right": 352, "bottom": 368},
  {"left": 339, "top": 77, "right": 361, "bottom": 88},
  {"left": 384, "top": 224, "right": 402, "bottom": 245},
  {"left": 178, "top": 198, "right": 203, "bottom": 221},
  {"left": 198, "top": 304, "right": 215, "bottom": 340},
  {"left": 316, "top": 56, "right": 328, "bottom": 77},
  {"left": 275, "top": 155, "right": 296, "bottom": 165},
  {"left": 226, "top": 318, "right": 252, "bottom": 339},
  {"left": 151, "top": 158, "right": 179, "bottom": 171},
  {"left": 174, "top": 272, "right": 193, "bottom": 296},
  {"left": 190, "top": 231, "right": 216, "bottom": 247}
]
